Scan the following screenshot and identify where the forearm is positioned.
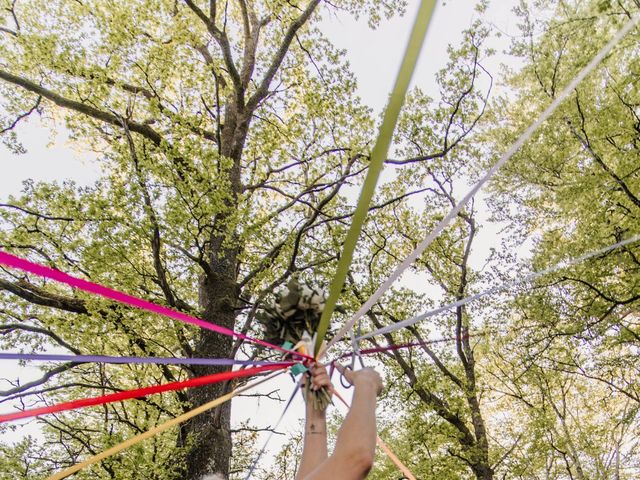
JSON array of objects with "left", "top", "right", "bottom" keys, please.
[
  {"left": 295, "top": 407, "right": 328, "bottom": 480},
  {"left": 296, "top": 368, "right": 381, "bottom": 480},
  {"left": 334, "top": 382, "right": 377, "bottom": 461}
]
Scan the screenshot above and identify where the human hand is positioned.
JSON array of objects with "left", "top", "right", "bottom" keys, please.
[
  {"left": 307, "top": 362, "right": 332, "bottom": 392},
  {"left": 302, "top": 362, "right": 333, "bottom": 412},
  {"left": 335, "top": 364, "right": 383, "bottom": 396}
]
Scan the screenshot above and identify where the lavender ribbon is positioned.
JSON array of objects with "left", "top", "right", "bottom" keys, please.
[{"left": 0, "top": 352, "right": 288, "bottom": 367}]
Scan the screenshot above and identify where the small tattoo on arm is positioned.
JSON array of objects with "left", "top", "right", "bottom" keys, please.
[{"left": 306, "top": 423, "right": 325, "bottom": 435}]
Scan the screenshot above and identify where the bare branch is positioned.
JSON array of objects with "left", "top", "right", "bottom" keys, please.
[
  {"left": 0, "top": 203, "right": 75, "bottom": 222},
  {"left": 0, "top": 96, "right": 41, "bottom": 133},
  {"left": 0, "top": 26, "right": 17, "bottom": 37},
  {"left": 0, "top": 362, "right": 80, "bottom": 396}
]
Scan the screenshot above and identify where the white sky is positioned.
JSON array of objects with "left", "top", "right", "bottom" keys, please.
[
  {"left": 0, "top": 0, "right": 525, "bottom": 474},
  {"left": 323, "top": 0, "right": 520, "bottom": 112}
]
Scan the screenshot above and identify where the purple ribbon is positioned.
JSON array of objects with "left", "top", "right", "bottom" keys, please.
[{"left": 0, "top": 352, "right": 289, "bottom": 367}]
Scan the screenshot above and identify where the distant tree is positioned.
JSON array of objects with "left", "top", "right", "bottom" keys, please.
[{"left": 481, "top": 0, "right": 640, "bottom": 478}]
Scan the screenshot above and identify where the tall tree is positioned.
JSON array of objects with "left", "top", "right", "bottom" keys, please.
[
  {"left": 0, "top": 0, "right": 403, "bottom": 478},
  {"left": 487, "top": 0, "right": 640, "bottom": 339}
]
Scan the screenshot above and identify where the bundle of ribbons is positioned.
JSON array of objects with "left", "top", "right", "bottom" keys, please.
[
  {"left": 0, "top": 250, "right": 305, "bottom": 424},
  {"left": 256, "top": 276, "right": 333, "bottom": 410}
]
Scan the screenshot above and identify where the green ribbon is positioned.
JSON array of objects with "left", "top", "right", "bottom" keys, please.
[{"left": 314, "top": 0, "right": 438, "bottom": 356}]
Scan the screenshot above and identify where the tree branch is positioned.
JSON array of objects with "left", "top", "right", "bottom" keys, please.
[
  {"left": 247, "top": 0, "right": 320, "bottom": 110},
  {"left": 183, "top": 0, "right": 242, "bottom": 94},
  {"left": 0, "top": 95, "right": 41, "bottom": 134},
  {"left": 120, "top": 115, "right": 193, "bottom": 313},
  {"left": 0, "top": 362, "right": 81, "bottom": 396},
  {"left": 0, "top": 277, "right": 88, "bottom": 314},
  {"left": 0, "top": 69, "right": 163, "bottom": 145},
  {"left": 0, "top": 203, "right": 75, "bottom": 222},
  {"left": 0, "top": 322, "right": 82, "bottom": 354}
]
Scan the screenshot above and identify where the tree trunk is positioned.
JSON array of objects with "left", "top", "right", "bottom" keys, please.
[
  {"left": 471, "top": 464, "right": 494, "bottom": 480},
  {"left": 179, "top": 103, "right": 250, "bottom": 480},
  {"left": 179, "top": 240, "right": 239, "bottom": 479},
  {"left": 467, "top": 394, "right": 494, "bottom": 480}
]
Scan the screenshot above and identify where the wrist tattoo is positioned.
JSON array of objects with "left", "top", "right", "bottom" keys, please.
[{"left": 306, "top": 423, "right": 325, "bottom": 435}]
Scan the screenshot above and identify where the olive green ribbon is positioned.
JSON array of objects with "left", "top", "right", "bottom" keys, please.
[{"left": 314, "top": 0, "right": 438, "bottom": 356}]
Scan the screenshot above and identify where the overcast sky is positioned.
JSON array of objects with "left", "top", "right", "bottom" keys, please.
[{"left": 323, "top": 0, "right": 520, "bottom": 111}]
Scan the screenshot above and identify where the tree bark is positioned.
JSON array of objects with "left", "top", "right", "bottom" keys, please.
[
  {"left": 178, "top": 92, "right": 250, "bottom": 479},
  {"left": 179, "top": 199, "right": 239, "bottom": 476}
]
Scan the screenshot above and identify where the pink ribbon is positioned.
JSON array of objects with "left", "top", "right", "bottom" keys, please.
[{"left": 0, "top": 251, "right": 311, "bottom": 359}]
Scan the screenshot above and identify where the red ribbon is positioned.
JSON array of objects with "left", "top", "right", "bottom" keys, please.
[{"left": 0, "top": 363, "right": 290, "bottom": 423}]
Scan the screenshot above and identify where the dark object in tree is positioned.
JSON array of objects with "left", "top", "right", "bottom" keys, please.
[
  {"left": 257, "top": 276, "right": 332, "bottom": 409},
  {"left": 257, "top": 276, "right": 327, "bottom": 346}
]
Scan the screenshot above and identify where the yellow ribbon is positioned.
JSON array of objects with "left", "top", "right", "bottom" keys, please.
[
  {"left": 375, "top": 437, "right": 417, "bottom": 480},
  {"left": 48, "top": 371, "right": 284, "bottom": 480},
  {"left": 314, "top": 0, "right": 438, "bottom": 356}
]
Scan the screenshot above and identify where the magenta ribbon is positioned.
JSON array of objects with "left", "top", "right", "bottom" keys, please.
[
  {"left": 0, "top": 251, "right": 311, "bottom": 360},
  {"left": 336, "top": 333, "right": 477, "bottom": 359}
]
